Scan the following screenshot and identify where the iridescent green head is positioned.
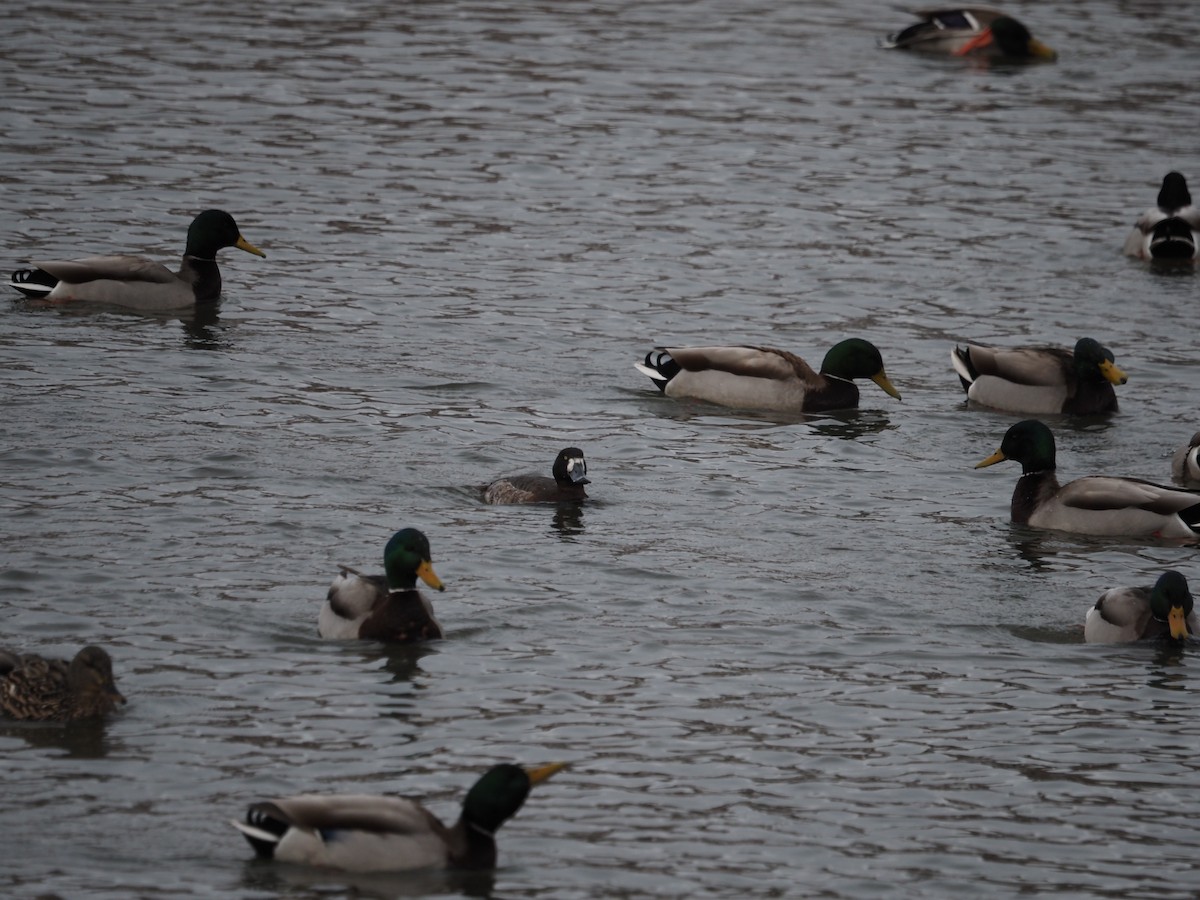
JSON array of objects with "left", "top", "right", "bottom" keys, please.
[
  {"left": 1073, "top": 338, "right": 1127, "bottom": 386},
  {"left": 1150, "top": 570, "right": 1194, "bottom": 640},
  {"left": 383, "top": 528, "right": 445, "bottom": 592},
  {"left": 819, "top": 338, "right": 901, "bottom": 400},
  {"left": 184, "top": 209, "right": 266, "bottom": 260},
  {"left": 975, "top": 419, "right": 1057, "bottom": 474},
  {"left": 462, "top": 763, "right": 567, "bottom": 833}
]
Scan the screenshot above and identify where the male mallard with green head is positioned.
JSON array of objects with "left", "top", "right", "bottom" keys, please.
[
  {"left": 880, "top": 8, "right": 1056, "bottom": 60},
  {"left": 232, "top": 762, "right": 567, "bottom": 872},
  {"left": 9, "top": 209, "right": 265, "bottom": 309},
  {"left": 319, "top": 528, "right": 446, "bottom": 642},
  {"left": 975, "top": 420, "right": 1200, "bottom": 538},
  {"left": 635, "top": 339, "right": 901, "bottom": 414},
  {"left": 951, "top": 337, "right": 1127, "bottom": 415},
  {"left": 1085, "top": 570, "right": 1197, "bottom": 643}
]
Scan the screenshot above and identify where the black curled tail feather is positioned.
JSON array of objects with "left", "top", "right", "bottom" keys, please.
[
  {"left": 1178, "top": 498, "right": 1200, "bottom": 534},
  {"left": 237, "top": 803, "right": 291, "bottom": 858},
  {"left": 1148, "top": 217, "right": 1197, "bottom": 260},
  {"left": 10, "top": 267, "right": 57, "bottom": 298},
  {"left": 637, "top": 350, "right": 680, "bottom": 393},
  {"left": 950, "top": 346, "right": 978, "bottom": 393}
]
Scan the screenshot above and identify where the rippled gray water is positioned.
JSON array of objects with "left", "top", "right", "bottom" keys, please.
[{"left": 3, "top": 1, "right": 1200, "bottom": 897}]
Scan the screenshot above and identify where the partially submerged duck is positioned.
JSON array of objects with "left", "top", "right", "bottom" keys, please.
[
  {"left": 319, "top": 528, "right": 445, "bottom": 642},
  {"left": 232, "top": 762, "right": 567, "bottom": 872},
  {"left": 0, "top": 645, "right": 126, "bottom": 721},
  {"left": 950, "top": 337, "right": 1127, "bottom": 415},
  {"left": 1084, "top": 570, "right": 1197, "bottom": 643},
  {"left": 635, "top": 339, "right": 901, "bottom": 414},
  {"left": 1172, "top": 432, "right": 1200, "bottom": 488},
  {"left": 880, "top": 8, "right": 1056, "bottom": 60},
  {"left": 1123, "top": 172, "right": 1200, "bottom": 261},
  {"left": 975, "top": 419, "right": 1200, "bottom": 538},
  {"left": 483, "top": 447, "right": 590, "bottom": 504},
  {"left": 9, "top": 209, "right": 265, "bottom": 309}
]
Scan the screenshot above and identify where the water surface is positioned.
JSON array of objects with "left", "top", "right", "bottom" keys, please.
[{"left": 3, "top": 2, "right": 1200, "bottom": 897}]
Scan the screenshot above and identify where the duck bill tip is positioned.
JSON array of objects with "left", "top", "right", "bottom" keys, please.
[
  {"left": 417, "top": 561, "right": 445, "bottom": 592},
  {"left": 527, "top": 762, "right": 568, "bottom": 784},
  {"left": 975, "top": 450, "right": 1006, "bottom": 469},
  {"left": 1100, "top": 362, "right": 1128, "bottom": 386},
  {"left": 236, "top": 236, "right": 267, "bottom": 258},
  {"left": 872, "top": 372, "right": 902, "bottom": 400}
]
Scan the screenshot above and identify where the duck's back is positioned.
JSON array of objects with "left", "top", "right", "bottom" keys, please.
[
  {"left": 0, "top": 654, "right": 70, "bottom": 720},
  {"left": 484, "top": 474, "right": 586, "bottom": 504},
  {"left": 245, "top": 794, "right": 452, "bottom": 872}
]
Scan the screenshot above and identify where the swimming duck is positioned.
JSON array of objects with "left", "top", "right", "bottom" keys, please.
[
  {"left": 319, "top": 528, "right": 445, "bottom": 642},
  {"left": 1123, "top": 172, "right": 1200, "bottom": 261},
  {"left": 8, "top": 209, "right": 265, "bottom": 309},
  {"left": 950, "top": 337, "right": 1127, "bottom": 415},
  {"left": 232, "top": 762, "right": 566, "bottom": 872},
  {"left": 1084, "top": 570, "right": 1197, "bottom": 643},
  {"left": 1172, "top": 432, "right": 1200, "bottom": 487},
  {"left": 635, "top": 339, "right": 901, "bottom": 414},
  {"left": 975, "top": 419, "right": 1200, "bottom": 538},
  {"left": 483, "top": 447, "right": 590, "bottom": 504},
  {"left": 0, "top": 645, "right": 126, "bottom": 721},
  {"left": 880, "top": 8, "right": 1056, "bottom": 60}
]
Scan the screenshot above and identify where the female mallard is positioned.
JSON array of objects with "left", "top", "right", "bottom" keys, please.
[
  {"left": 483, "top": 447, "right": 590, "bottom": 504},
  {"left": 319, "top": 528, "right": 445, "bottom": 642},
  {"left": 0, "top": 645, "right": 126, "bottom": 722},
  {"left": 1123, "top": 172, "right": 1200, "bottom": 261},
  {"left": 950, "top": 337, "right": 1128, "bottom": 415},
  {"left": 880, "top": 8, "right": 1056, "bottom": 60},
  {"left": 1172, "top": 432, "right": 1200, "bottom": 487},
  {"left": 1084, "top": 570, "right": 1196, "bottom": 643},
  {"left": 8, "top": 209, "right": 265, "bottom": 309},
  {"left": 975, "top": 419, "right": 1200, "bottom": 538},
  {"left": 231, "top": 762, "right": 566, "bottom": 872},
  {"left": 635, "top": 339, "right": 901, "bottom": 414}
]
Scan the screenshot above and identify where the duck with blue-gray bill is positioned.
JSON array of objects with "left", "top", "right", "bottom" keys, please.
[{"left": 483, "top": 447, "right": 590, "bottom": 504}]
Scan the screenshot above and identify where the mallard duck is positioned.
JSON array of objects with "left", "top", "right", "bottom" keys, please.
[
  {"left": 880, "top": 8, "right": 1056, "bottom": 60},
  {"left": 319, "top": 528, "right": 445, "bottom": 642},
  {"left": 975, "top": 419, "right": 1200, "bottom": 538},
  {"left": 634, "top": 339, "right": 901, "bottom": 414},
  {"left": 483, "top": 447, "right": 590, "bottom": 504},
  {"left": 1123, "top": 172, "right": 1200, "bottom": 261},
  {"left": 8, "top": 209, "right": 265, "bottom": 309},
  {"left": 231, "top": 762, "right": 566, "bottom": 872},
  {"left": 950, "top": 337, "right": 1128, "bottom": 415},
  {"left": 1084, "top": 570, "right": 1197, "bottom": 643},
  {"left": 0, "top": 645, "right": 126, "bottom": 721},
  {"left": 1172, "top": 432, "right": 1200, "bottom": 487}
]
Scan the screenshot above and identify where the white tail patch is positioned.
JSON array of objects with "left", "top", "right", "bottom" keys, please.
[{"left": 230, "top": 819, "right": 281, "bottom": 845}]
